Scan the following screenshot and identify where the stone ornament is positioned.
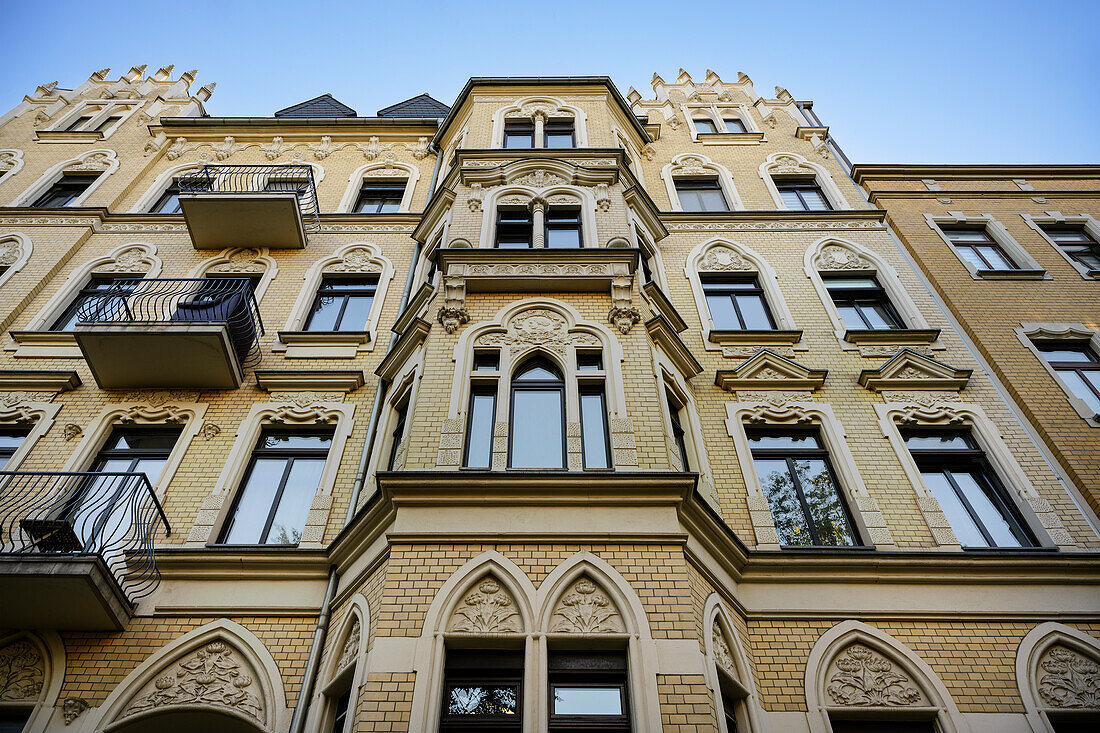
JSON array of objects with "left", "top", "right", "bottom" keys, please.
[
  {"left": 700, "top": 245, "right": 752, "bottom": 272},
  {"left": 260, "top": 137, "right": 294, "bottom": 161},
  {"left": 816, "top": 244, "right": 871, "bottom": 271},
  {"left": 201, "top": 422, "right": 221, "bottom": 440},
  {"left": 323, "top": 247, "right": 382, "bottom": 274},
  {"left": 826, "top": 644, "right": 923, "bottom": 706},
  {"left": 672, "top": 155, "right": 709, "bottom": 176},
  {"left": 549, "top": 577, "right": 624, "bottom": 633},
  {"left": 337, "top": 618, "right": 361, "bottom": 670},
  {"left": 69, "top": 151, "right": 115, "bottom": 172},
  {"left": 512, "top": 169, "right": 566, "bottom": 188},
  {"left": 212, "top": 136, "right": 246, "bottom": 161},
  {"left": 0, "top": 150, "right": 23, "bottom": 174},
  {"left": 437, "top": 306, "right": 470, "bottom": 334},
  {"left": 409, "top": 137, "right": 432, "bottom": 160},
  {"left": 122, "top": 641, "right": 264, "bottom": 722},
  {"left": 475, "top": 308, "right": 600, "bottom": 355},
  {"left": 448, "top": 576, "right": 522, "bottom": 633},
  {"left": 165, "top": 137, "right": 201, "bottom": 160},
  {"left": 63, "top": 697, "right": 89, "bottom": 725},
  {"left": 607, "top": 306, "right": 641, "bottom": 334},
  {"left": 209, "top": 248, "right": 264, "bottom": 273},
  {"left": 92, "top": 245, "right": 156, "bottom": 275},
  {"left": 1038, "top": 645, "right": 1100, "bottom": 708},
  {"left": 0, "top": 638, "right": 44, "bottom": 701},
  {"left": 356, "top": 137, "right": 394, "bottom": 161},
  {"left": 712, "top": 622, "right": 736, "bottom": 675},
  {"left": 309, "top": 136, "right": 340, "bottom": 160},
  {"left": 62, "top": 423, "right": 83, "bottom": 441}
]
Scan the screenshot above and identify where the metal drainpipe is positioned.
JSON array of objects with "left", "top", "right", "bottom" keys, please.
[
  {"left": 289, "top": 137, "right": 445, "bottom": 733},
  {"left": 808, "top": 104, "right": 1100, "bottom": 540}
]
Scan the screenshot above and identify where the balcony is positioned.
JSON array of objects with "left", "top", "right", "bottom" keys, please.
[
  {"left": 73, "top": 278, "right": 264, "bottom": 389},
  {"left": 177, "top": 164, "right": 319, "bottom": 249},
  {"left": 0, "top": 470, "right": 170, "bottom": 629}
]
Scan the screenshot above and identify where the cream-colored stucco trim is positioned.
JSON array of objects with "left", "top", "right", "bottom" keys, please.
[
  {"left": 0, "top": 630, "right": 65, "bottom": 733},
  {"left": 0, "top": 148, "right": 25, "bottom": 186},
  {"left": 1016, "top": 323, "right": 1100, "bottom": 426},
  {"left": 10, "top": 148, "right": 119, "bottom": 207},
  {"left": 489, "top": 95, "right": 589, "bottom": 148},
  {"left": 307, "top": 594, "right": 370, "bottom": 733},
  {"left": 661, "top": 152, "right": 744, "bottom": 212},
  {"left": 1016, "top": 622, "right": 1100, "bottom": 732},
  {"left": 703, "top": 596, "right": 768, "bottom": 733},
  {"left": 477, "top": 184, "right": 598, "bottom": 249},
  {"left": 925, "top": 213, "right": 1047, "bottom": 280},
  {"left": 188, "top": 247, "right": 279, "bottom": 305},
  {"left": 0, "top": 231, "right": 33, "bottom": 290},
  {"left": 129, "top": 160, "right": 204, "bottom": 212},
  {"left": 338, "top": 161, "right": 419, "bottom": 213},
  {"left": 759, "top": 151, "right": 851, "bottom": 211},
  {"left": 0, "top": 397, "right": 60, "bottom": 471}
]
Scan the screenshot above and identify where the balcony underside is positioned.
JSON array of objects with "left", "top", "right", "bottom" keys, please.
[
  {"left": 0, "top": 554, "right": 131, "bottom": 630},
  {"left": 179, "top": 193, "right": 306, "bottom": 249},
  {"left": 75, "top": 323, "right": 245, "bottom": 389}
]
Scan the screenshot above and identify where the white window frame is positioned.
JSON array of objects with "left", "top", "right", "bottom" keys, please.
[
  {"left": 1022, "top": 212, "right": 1100, "bottom": 279},
  {"left": 925, "top": 213, "right": 1047, "bottom": 279},
  {"left": 490, "top": 96, "right": 589, "bottom": 149},
  {"left": 44, "top": 100, "right": 141, "bottom": 140},
  {"left": 1017, "top": 323, "right": 1100, "bottom": 426},
  {"left": 10, "top": 149, "right": 120, "bottom": 207},
  {"left": 339, "top": 161, "right": 419, "bottom": 213},
  {"left": 0, "top": 231, "right": 33, "bottom": 290},
  {"left": 758, "top": 151, "right": 851, "bottom": 211},
  {"left": 661, "top": 153, "right": 744, "bottom": 212}
]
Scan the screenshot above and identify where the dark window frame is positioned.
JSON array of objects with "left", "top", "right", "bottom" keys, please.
[
  {"left": 667, "top": 391, "right": 691, "bottom": 472},
  {"left": 903, "top": 429, "right": 1037, "bottom": 548},
  {"left": 578, "top": 384, "right": 611, "bottom": 470},
  {"left": 218, "top": 429, "right": 333, "bottom": 546},
  {"left": 544, "top": 120, "right": 576, "bottom": 148},
  {"left": 503, "top": 120, "right": 535, "bottom": 149},
  {"left": 440, "top": 649, "right": 523, "bottom": 732},
  {"left": 1035, "top": 342, "right": 1100, "bottom": 415},
  {"left": 775, "top": 177, "right": 832, "bottom": 211},
  {"left": 0, "top": 426, "right": 30, "bottom": 468},
  {"left": 674, "top": 177, "right": 730, "bottom": 212},
  {"left": 823, "top": 275, "right": 905, "bottom": 331},
  {"left": 1042, "top": 224, "right": 1100, "bottom": 271},
  {"left": 507, "top": 357, "right": 568, "bottom": 470},
  {"left": 941, "top": 226, "right": 1019, "bottom": 271},
  {"left": 353, "top": 181, "right": 406, "bottom": 213},
  {"left": 701, "top": 275, "right": 777, "bottom": 330},
  {"left": 722, "top": 117, "right": 748, "bottom": 134},
  {"left": 545, "top": 207, "right": 582, "bottom": 249},
  {"left": 150, "top": 182, "right": 182, "bottom": 214},
  {"left": 495, "top": 208, "right": 534, "bottom": 249},
  {"left": 304, "top": 276, "right": 378, "bottom": 333},
  {"left": 547, "top": 651, "right": 631, "bottom": 732},
  {"left": 693, "top": 117, "right": 720, "bottom": 134},
  {"left": 50, "top": 275, "right": 140, "bottom": 332},
  {"left": 748, "top": 429, "right": 860, "bottom": 547},
  {"left": 386, "top": 402, "right": 409, "bottom": 471},
  {"left": 30, "top": 173, "right": 101, "bottom": 208},
  {"left": 463, "top": 384, "right": 497, "bottom": 469}
]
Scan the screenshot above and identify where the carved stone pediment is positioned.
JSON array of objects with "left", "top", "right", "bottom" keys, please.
[
  {"left": 858, "top": 349, "right": 971, "bottom": 392},
  {"left": 716, "top": 349, "right": 827, "bottom": 392},
  {"left": 337, "top": 617, "right": 360, "bottom": 670},
  {"left": 0, "top": 638, "right": 44, "bottom": 701},
  {"left": 1037, "top": 644, "right": 1100, "bottom": 708},
  {"left": 549, "top": 576, "right": 624, "bottom": 633},
  {"left": 447, "top": 575, "right": 522, "bottom": 633},
  {"left": 120, "top": 640, "right": 266, "bottom": 723},
  {"left": 712, "top": 621, "right": 736, "bottom": 676},
  {"left": 699, "top": 244, "right": 753, "bottom": 272},
  {"left": 814, "top": 243, "right": 872, "bottom": 271},
  {"left": 826, "top": 644, "right": 925, "bottom": 706}
]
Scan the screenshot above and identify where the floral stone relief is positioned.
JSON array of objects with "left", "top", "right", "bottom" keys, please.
[
  {"left": 549, "top": 576, "right": 624, "bottom": 633},
  {"left": 447, "top": 576, "right": 521, "bottom": 633},
  {"left": 0, "top": 639, "right": 44, "bottom": 701},
  {"left": 826, "top": 644, "right": 924, "bottom": 706},
  {"left": 1038, "top": 645, "right": 1100, "bottom": 708}
]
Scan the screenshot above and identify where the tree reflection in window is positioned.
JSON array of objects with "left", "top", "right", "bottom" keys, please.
[
  {"left": 749, "top": 431, "right": 857, "bottom": 546},
  {"left": 446, "top": 685, "right": 519, "bottom": 715}
]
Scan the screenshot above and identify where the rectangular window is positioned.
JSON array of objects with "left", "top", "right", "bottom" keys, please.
[
  {"left": 941, "top": 226, "right": 1018, "bottom": 271},
  {"left": 544, "top": 120, "right": 575, "bottom": 148},
  {"left": 354, "top": 182, "right": 405, "bottom": 213},
  {"left": 264, "top": 177, "right": 308, "bottom": 194},
  {"left": 702, "top": 276, "right": 776, "bottom": 330},
  {"left": 1042, "top": 225, "right": 1100, "bottom": 271},
  {"left": 548, "top": 651, "right": 630, "bottom": 732},
  {"left": 576, "top": 352, "right": 603, "bottom": 371},
  {"left": 776, "top": 178, "right": 831, "bottom": 211},
  {"left": 748, "top": 430, "right": 857, "bottom": 547},
  {"left": 546, "top": 208, "right": 582, "bottom": 249},
  {"left": 30, "top": 173, "right": 100, "bottom": 208},
  {"left": 63, "top": 111, "right": 99, "bottom": 131},
  {"left": 464, "top": 386, "right": 496, "bottom": 469},
  {"left": 675, "top": 178, "right": 729, "bottom": 212},
  {"left": 667, "top": 392, "right": 690, "bottom": 471},
  {"left": 503, "top": 121, "right": 535, "bottom": 149},
  {"left": 220, "top": 430, "right": 332, "bottom": 545},
  {"left": 723, "top": 117, "right": 748, "bottom": 133},
  {"left": 495, "top": 209, "right": 533, "bottom": 249},
  {"left": 580, "top": 387, "right": 610, "bottom": 470},
  {"left": 304, "top": 277, "right": 377, "bottom": 332},
  {"left": 693, "top": 117, "right": 719, "bottom": 134},
  {"left": 386, "top": 403, "right": 408, "bottom": 471},
  {"left": 823, "top": 275, "right": 903, "bottom": 331},
  {"left": 0, "top": 428, "right": 29, "bottom": 468},
  {"left": 473, "top": 351, "right": 500, "bottom": 372},
  {"left": 93, "top": 115, "right": 123, "bottom": 134},
  {"left": 328, "top": 688, "right": 351, "bottom": 733},
  {"left": 440, "top": 649, "right": 522, "bottom": 732},
  {"left": 150, "top": 182, "right": 182, "bottom": 214},
  {"left": 903, "top": 430, "right": 1036, "bottom": 548},
  {"left": 1036, "top": 342, "right": 1100, "bottom": 416},
  {"left": 51, "top": 276, "right": 139, "bottom": 332}
]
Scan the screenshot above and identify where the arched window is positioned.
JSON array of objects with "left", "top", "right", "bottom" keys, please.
[
  {"left": 509, "top": 357, "right": 567, "bottom": 469},
  {"left": 491, "top": 97, "right": 588, "bottom": 149},
  {"left": 339, "top": 162, "right": 419, "bottom": 213},
  {"left": 759, "top": 152, "right": 851, "bottom": 211},
  {"left": 11, "top": 149, "right": 119, "bottom": 208},
  {"left": 661, "top": 153, "right": 744, "bottom": 212}
]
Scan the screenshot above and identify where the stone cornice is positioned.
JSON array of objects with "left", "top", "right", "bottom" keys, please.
[
  {"left": 645, "top": 316, "right": 702, "bottom": 378},
  {"left": 375, "top": 317, "right": 431, "bottom": 381},
  {"left": 254, "top": 370, "right": 366, "bottom": 393},
  {"left": 866, "top": 190, "right": 1100, "bottom": 204},
  {"left": 851, "top": 163, "right": 1100, "bottom": 184},
  {"left": 153, "top": 548, "right": 331, "bottom": 581},
  {"left": 0, "top": 208, "right": 422, "bottom": 234},
  {"left": 0, "top": 369, "right": 81, "bottom": 392}
]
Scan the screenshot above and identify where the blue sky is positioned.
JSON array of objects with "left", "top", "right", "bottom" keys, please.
[{"left": 2, "top": 0, "right": 1097, "bottom": 164}]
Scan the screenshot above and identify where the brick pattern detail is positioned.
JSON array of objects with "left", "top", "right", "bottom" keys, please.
[
  {"left": 658, "top": 673, "right": 720, "bottom": 732},
  {"left": 354, "top": 672, "right": 414, "bottom": 731}
]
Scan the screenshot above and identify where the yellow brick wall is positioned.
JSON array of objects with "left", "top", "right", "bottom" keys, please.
[
  {"left": 354, "top": 672, "right": 414, "bottom": 732},
  {"left": 658, "top": 673, "right": 720, "bottom": 732}
]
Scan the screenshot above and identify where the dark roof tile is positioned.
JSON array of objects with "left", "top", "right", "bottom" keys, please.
[
  {"left": 275, "top": 93, "right": 357, "bottom": 118},
  {"left": 377, "top": 93, "right": 450, "bottom": 118}
]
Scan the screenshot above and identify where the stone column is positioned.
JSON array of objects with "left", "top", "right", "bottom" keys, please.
[
  {"left": 531, "top": 197, "right": 546, "bottom": 248},
  {"left": 532, "top": 111, "right": 546, "bottom": 149}
]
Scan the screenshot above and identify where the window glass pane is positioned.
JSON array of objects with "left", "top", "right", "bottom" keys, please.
[
  {"left": 336, "top": 295, "right": 372, "bottom": 331},
  {"left": 780, "top": 190, "right": 805, "bottom": 210},
  {"left": 581, "top": 391, "right": 609, "bottom": 469},
  {"left": 514, "top": 364, "right": 558, "bottom": 381},
  {"left": 977, "top": 246, "right": 1015, "bottom": 270},
  {"left": 921, "top": 471, "right": 988, "bottom": 547},
  {"left": 577, "top": 353, "right": 603, "bottom": 370},
  {"left": 706, "top": 294, "right": 740, "bottom": 329},
  {"left": 1046, "top": 228, "right": 1093, "bottom": 243},
  {"left": 824, "top": 277, "right": 879, "bottom": 289},
  {"left": 836, "top": 306, "right": 865, "bottom": 330},
  {"left": 110, "top": 431, "right": 181, "bottom": 451},
  {"left": 748, "top": 433, "right": 821, "bottom": 449},
  {"left": 306, "top": 295, "right": 341, "bottom": 331},
  {"left": 944, "top": 229, "right": 992, "bottom": 243},
  {"left": 547, "top": 227, "right": 581, "bottom": 249},
  {"left": 1040, "top": 346, "right": 1093, "bottom": 362},
  {"left": 755, "top": 458, "right": 812, "bottom": 546},
  {"left": 510, "top": 389, "right": 563, "bottom": 468},
  {"left": 904, "top": 433, "right": 971, "bottom": 450},
  {"left": 694, "top": 118, "right": 718, "bottom": 134},
  {"left": 552, "top": 686, "right": 622, "bottom": 715},
  {"left": 952, "top": 471, "right": 1022, "bottom": 548},
  {"left": 266, "top": 458, "right": 325, "bottom": 545},
  {"left": 222, "top": 458, "right": 287, "bottom": 544},
  {"left": 446, "top": 685, "right": 518, "bottom": 715},
  {"left": 956, "top": 246, "right": 987, "bottom": 271},
  {"left": 545, "top": 133, "right": 573, "bottom": 148},
  {"left": 698, "top": 189, "right": 729, "bottom": 211},
  {"left": 723, "top": 118, "right": 747, "bottom": 133},
  {"left": 735, "top": 294, "right": 772, "bottom": 329},
  {"left": 801, "top": 189, "right": 830, "bottom": 210},
  {"left": 465, "top": 392, "right": 495, "bottom": 469},
  {"left": 1056, "top": 370, "right": 1100, "bottom": 414},
  {"left": 794, "top": 458, "right": 854, "bottom": 546},
  {"left": 1068, "top": 248, "right": 1100, "bottom": 269},
  {"left": 863, "top": 303, "right": 897, "bottom": 330},
  {"left": 261, "top": 433, "right": 331, "bottom": 449},
  {"left": 473, "top": 352, "right": 499, "bottom": 371},
  {"left": 0, "top": 708, "right": 32, "bottom": 732}
]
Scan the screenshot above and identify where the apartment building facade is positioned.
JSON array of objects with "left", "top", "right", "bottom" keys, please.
[{"left": 0, "top": 66, "right": 1097, "bottom": 733}]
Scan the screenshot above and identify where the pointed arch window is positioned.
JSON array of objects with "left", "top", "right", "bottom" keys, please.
[{"left": 509, "top": 357, "right": 567, "bottom": 469}]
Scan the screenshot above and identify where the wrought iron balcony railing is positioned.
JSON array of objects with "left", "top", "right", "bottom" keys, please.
[
  {"left": 0, "top": 471, "right": 171, "bottom": 601},
  {"left": 75, "top": 277, "right": 265, "bottom": 369},
  {"left": 177, "top": 164, "right": 320, "bottom": 233}
]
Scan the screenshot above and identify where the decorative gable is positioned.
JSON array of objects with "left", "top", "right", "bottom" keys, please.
[
  {"left": 715, "top": 349, "right": 827, "bottom": 392},
  {"left": 549, "top": 575, "right": 625, "bottom": 633},
  {"left": 858, "top": 349, "right": 971, "bottom": 392},
  {"left": 447, "top": 574, "right": 522, "bottom": 633}
]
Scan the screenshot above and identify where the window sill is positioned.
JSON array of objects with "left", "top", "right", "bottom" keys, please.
[
  {"left": 275, "top": 330, "right": 371, "bottom": 359},
  {"left": 843, "top": 328, "right": 940, "bottom": 345},
  {"left": 974, "top": 268, "right": 1047, "bottom": 280},
  {"left": 695, "top": 132, "right": 765, "bottom": 145},
  {"left": 708, "top": 329, "right": 803, "bottom": 346},
  {"left": 6, "top": 331, "right": 84, "bottom": 359},
  {"left": 33, "top": 130, "right": 104, "bottom": 143}
]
